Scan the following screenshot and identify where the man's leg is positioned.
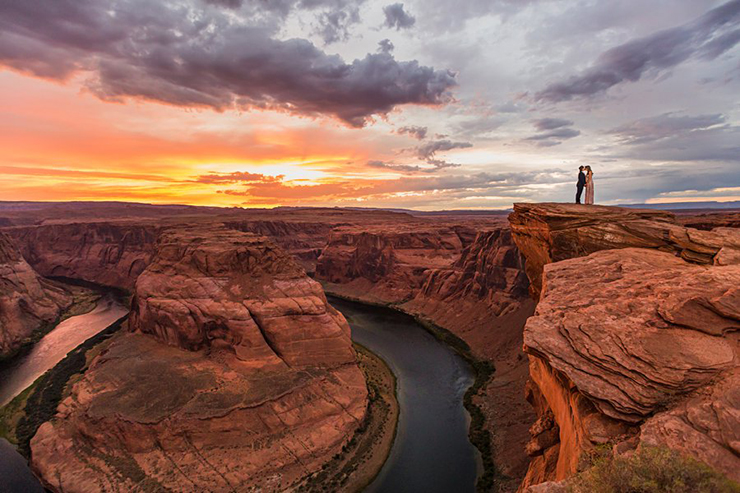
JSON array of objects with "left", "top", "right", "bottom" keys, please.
[{"left": 575, "top": 185, "right": 583, "bottom": 204}]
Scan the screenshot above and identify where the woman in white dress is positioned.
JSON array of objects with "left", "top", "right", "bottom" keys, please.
[{"left": 584, "top": 166, "right": 595, "bottom": 205}]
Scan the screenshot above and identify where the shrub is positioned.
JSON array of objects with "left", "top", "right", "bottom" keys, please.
[{"left": 569, "top": 446, "right": 740, "bottom": 493}]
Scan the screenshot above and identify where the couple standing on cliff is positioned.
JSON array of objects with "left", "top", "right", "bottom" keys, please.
[{"left": 576, "top": 166, "right": 594, "bottom": 205}]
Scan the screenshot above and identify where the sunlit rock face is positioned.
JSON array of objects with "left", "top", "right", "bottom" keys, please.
[
  {"left": 0, "top": 231, "right": 72, "bottom": 358},
  {"left": 224, "top": 220, "right": 335, "bottom": 275},
  {"left": 7, "top": 223, "right": 159, "bottom": 290},
  {"left": 511, "top": 204, "right": 740, "bottom": 490},
  {"left": 315, "top": 222, "right": 537, "bottom": 487},
  {"left": 315, "top": 224, "right": 530, "bottom": 338},
  {"left": 30, "top": 226, "right": 368, "bottom": 493},
  {"left": 509, "top": 203, "right": 740, "bottom": 299}
]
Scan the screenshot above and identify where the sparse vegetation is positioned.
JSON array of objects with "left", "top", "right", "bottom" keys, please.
[
  {"left": 296, "top": 342, "right": 398, "bottom": 493},
  {"left": 325, "top": 292, "right": 499, "bottom": 492},
  {"left": 11, "top": 315, "right": 128, "bottom": 457},
  {"left": 569, "top": 446, "right": 740, "bottom": 493}
]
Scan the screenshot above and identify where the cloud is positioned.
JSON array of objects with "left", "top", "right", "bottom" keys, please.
[
  {"left": 397, "top": 125, "right": 428, "bottom": 140},
  {"left": 383, "top": 3, "right": 416, "bottom": 30},
  {"left": 378, "top": 38, "right": 395, "bottom": 53},
  {"left": 608, "top": 112, "right": 726, "bottom": 145},
  {"left": 367, "top": 160, "right": 425, "bottom": 173},
  {"left": 525, "top": 119, "right": 580, "bottom": 146},
  {"left": 535, "top": 0, "right": 740, "bottom": 103},
  {"left": 0, "top": 0, "right": 455, "bottom": 127},
  {"left": 606, "top": 112, "right": 740, "bottom": 162},
  {"left": 195, "top": 171, "right": 284, "bottom": 184},
  {"left": 314, "top": 2, "right": 364, "bottom": 44},
  {"left": 412, "top": 139, "right": 473, "bottom": 168},
  {"left": 218, "top": 169, "right": 571, "bottom": 203},
  {"left": 532, "top": 117, "right": 574, "bottom": 131},
  {"left": 203, "top": 0, "right": 243, "bottom": 8}
]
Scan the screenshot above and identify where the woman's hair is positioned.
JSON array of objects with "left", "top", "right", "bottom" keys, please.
[{"left": 585, "top": 165, "right": 593, "bottom": 173}]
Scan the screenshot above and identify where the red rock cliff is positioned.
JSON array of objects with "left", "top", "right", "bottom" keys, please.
[
  {"left": 0, "top": 232, "right": 72, "bottom": 358},
  {"left": 7, "top": 223, "right": 158, "bottom": 290},
  {"left": 315, "top": 222, "right": 537, "bottom": 488},
  {"left": 509, "top": 203, "right": 739, "bottom": 299},
  {"left": 509, "top": 204, "right": 740, "bottom": 490},
  {"left": 30, "top": 226, "right": 368, "bottom": 492}
]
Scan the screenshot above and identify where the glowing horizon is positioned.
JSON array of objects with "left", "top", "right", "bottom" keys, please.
[{"left": 1, "top": 0, "right": 739, "bottom": 210}]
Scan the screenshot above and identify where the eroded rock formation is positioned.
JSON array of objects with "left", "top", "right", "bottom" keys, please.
[
  {"left": 30, "top": 226, "right": 368, "bottom": 492},
  {"left": 511, "top": 203, "right": 740, "bottom": 490},
  {"left": 224, "top": 220, "right": 334, "bottom": 274},
  {"left": 315, "top": 222, "right": 537, "bottom": 487},
  {"left": 509, "top": 203, "right": 740, "bottom": 298},
  {"left": 7, "top": 223, "right": 158, "bottom": 290},
  {"left": 0, "top": 232, "right": 72, "bottom": 358}
]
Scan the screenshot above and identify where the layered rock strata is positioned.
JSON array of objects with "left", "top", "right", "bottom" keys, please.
[
  {"left": 315, "top": 224, "right": 536, "bottom": 487},
  {"left": 509, "top": 203, "right": 740, "bottom": 298},
  {"left": 30, "top": 226, "right": 368, "bottom": 492},
  {"left": 0, "top": 232, "right": 72, "bottom": 358},
  {"left": 7, "top": 223, "right": 158, "bottom": 290},
  {"left": 510, "top": 204, "right": 740, "bottom": 490}
]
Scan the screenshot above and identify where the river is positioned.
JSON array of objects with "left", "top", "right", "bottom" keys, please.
[
  {"left": 331, "top": 296, "right": 481, "bottom": 493},
  {"left": 0, "top": 293, "right": 128, "bottom": 493},
  {"left": 0, "top": 295, "right": 479, "bottom": 493}
]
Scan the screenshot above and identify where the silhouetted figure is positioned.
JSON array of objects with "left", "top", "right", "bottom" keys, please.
[{"left": 576, "top": 166, "right": 586, "bottom": 204}]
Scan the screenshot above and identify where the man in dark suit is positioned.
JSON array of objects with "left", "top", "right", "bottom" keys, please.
[{"left": 576, "top": 166, "right": 586, "bottom": 204}]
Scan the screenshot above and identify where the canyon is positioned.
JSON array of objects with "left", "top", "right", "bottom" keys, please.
[
  {"left": 0, "top": 231, "right": 73, "bottom": 359},
  {"left": 1, "top": 200, "right": 739, "bottom": 492},
  {"left": 510, "top": 203, "right": 740, "bottom": 490},
  {"left": 30, "top": 225, "right": 367, "bottom": 492}
]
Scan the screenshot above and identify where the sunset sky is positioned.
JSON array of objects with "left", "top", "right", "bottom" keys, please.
[{"left": 1, "top": 0, "right": 739, "bottom": 209}]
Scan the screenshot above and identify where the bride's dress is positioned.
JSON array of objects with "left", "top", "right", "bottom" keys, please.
[{"left": 585, "top": 174, "right": 594, "bottom": 204}]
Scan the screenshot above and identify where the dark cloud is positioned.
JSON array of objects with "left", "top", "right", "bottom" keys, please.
[
  {"left": 609, "top": 113, "right": 726, "bottom": 145},
  {"left": 532, "top": 117, "right": 573, "bottom": 131},
  {"left": 378, "top": 38, "right": 395, "bottom": 53},
  {"left": 606, "top": 112, "right": 740, "bottom": 162},
  {"left": 525, "top": 119, "right": 580, "bottom": 146},
  {"left": 536, "top": 0, "right": 740, "bottom": 103},
  {"left": 367, "top": 160, "right": 425, "bottom": 173},
  {"left": 397, "top": 125, "right": 428, "bottom": 140},
  {"left": 415, "top": 140, "right": 472, "bottom": 159},
  {"left": 195, "top": 171, "right": 283, "bottom": 184},
  {"left": 383, "top": 3, "right": 416, "bottom": 30},
  {"left": 414, "top": 139, "right": 472, "bottom": 168},
  {"left": 0, "top": 0, "right": 455, "bottom": 127},
  {"left": 203, "top": 0, "right": 243, "bottom": 8},
  {"left": 314, "top": 3, "right": 364, "bottom": 44}
]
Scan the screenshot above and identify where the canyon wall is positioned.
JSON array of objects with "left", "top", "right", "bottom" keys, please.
[
  {"left": 509, "top": 203, "right": 739, "bottom": 298},
  {"left": 315, "top": 222, "right": 537, "bottom": 488},
  {"left": 510, "top": 204, "right": 740, "bottom": 490},
  {"left": 223, "top": 220, "right": 335, "bottom": 274},
  {"left": 7, "top": 223, "right": 159, "bottom": 290},
  {"left": 30, "top": 226, "right": 368, "bottom": 492},
  {"left": 0, "top": 232, "right": 72, "bottom": 358}
]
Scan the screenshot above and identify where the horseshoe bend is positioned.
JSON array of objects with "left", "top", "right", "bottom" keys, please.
[{"left": 0, "top": 202, "right": 738, "bottom": 492}]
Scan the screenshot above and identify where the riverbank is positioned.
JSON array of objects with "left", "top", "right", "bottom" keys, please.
[
  {"left": 324, "top": 288, "right": 501, "bottom": 492},
  {"left": 0, "top": 315, "right": 128, "bottom": 455},
  {"left": 0, "top": 281, "right": 102, "bottom": 366},
  {"left": 295, "top": 342, "right": 399, "bottom": 493}
]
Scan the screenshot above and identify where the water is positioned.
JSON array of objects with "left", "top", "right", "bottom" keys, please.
[
  {"left": 0, "top": 293, "right": 128, "bottom": 407},
  {"left": 330, "top": 296, "right": 481, "bottom": 493},
  {"left": 0, "top": 439, "right": 44, "bottom": 493},
  {"left": 0, "top": 295, "right": 480, "bottom": 492},
  {"left": 0, "top": 294, "right": 127, "bottom": 493}
]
